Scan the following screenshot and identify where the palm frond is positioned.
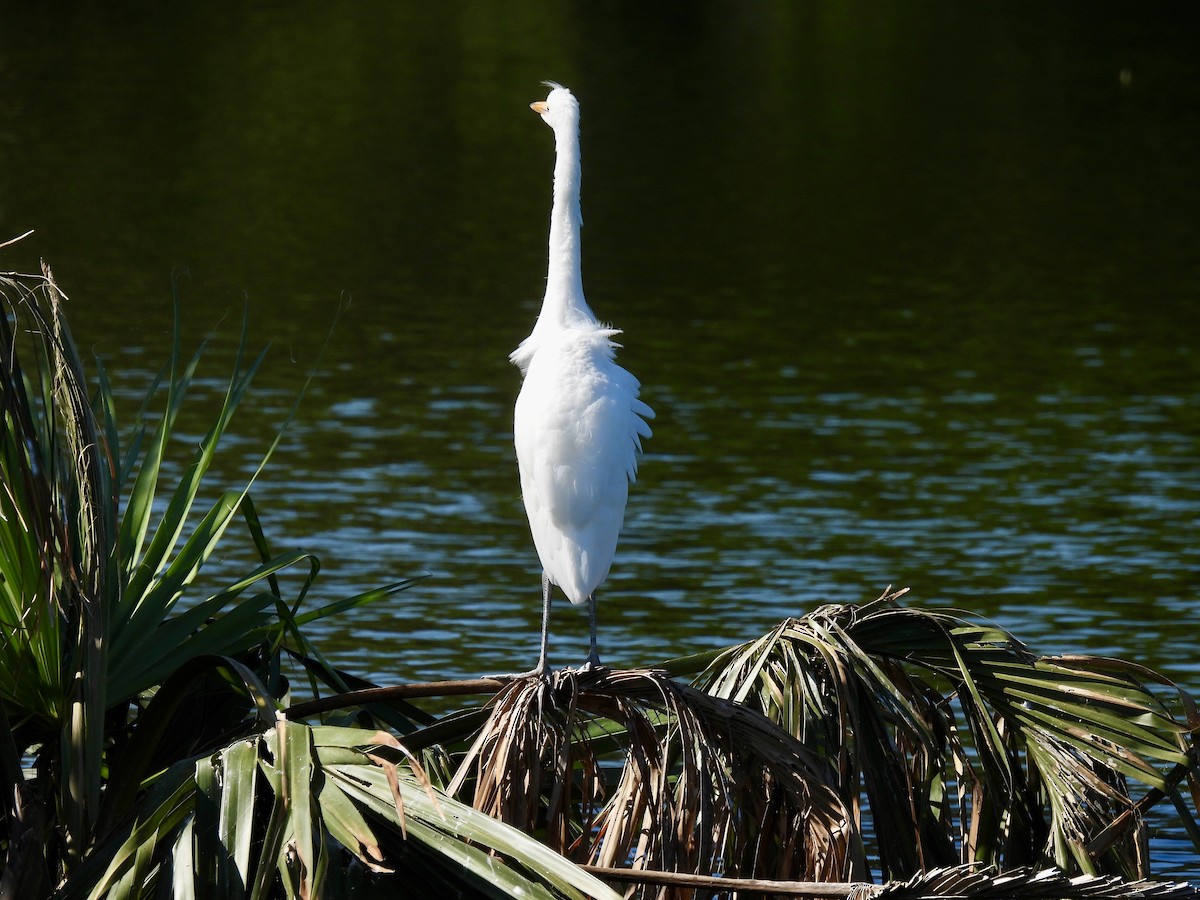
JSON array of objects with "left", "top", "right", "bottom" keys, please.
[
  {"left": 878, "top": 863, "right": 1199, "bottom": 900},
  {"left": 575, "top": 862, "right": 1199, "bottom": 899},
  {"left": 451, "top": 668, "right": 861, "bottom": 890},
  {"left": 64, "top": 721, "right": 621, "bottom": 900},
  {"left": 693, "top": 591, "right": 1200, "bottom": 878}
]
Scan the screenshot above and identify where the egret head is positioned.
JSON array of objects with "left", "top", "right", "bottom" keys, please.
[{"left": 530, "top": 82, "right": 579, "bottom": 132}]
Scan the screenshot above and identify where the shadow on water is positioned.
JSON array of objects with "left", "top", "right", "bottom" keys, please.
[{"left": 2, "top": 0, "right": 1198, "bottom": 876}]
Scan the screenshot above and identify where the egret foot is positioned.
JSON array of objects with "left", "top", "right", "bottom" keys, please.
[{"left": 576, "top": 645, "right": 605, "bottom": 673}]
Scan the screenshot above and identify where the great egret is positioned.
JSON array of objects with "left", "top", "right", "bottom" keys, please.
[{"left": 510, "top": 83, "right": 654, "bottom": 675}]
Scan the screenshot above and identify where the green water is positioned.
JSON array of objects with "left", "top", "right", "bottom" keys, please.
[{"left": 2, "top": 0, "right": 1198, "bottom": 875}]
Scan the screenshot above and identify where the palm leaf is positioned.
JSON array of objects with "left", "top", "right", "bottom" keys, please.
[
  {"left": 1, "top": 270, "right": 356, "bottom": 888},
  {"left": 878, "top": 863, "right": 1198, "bottom": 900},
  {"left": 693, "top": 592, "right": 1200, "bottom": 878},
  {"left": 63, "top": 722, "right": 622, "bottom": 900},
  {"left": 450, "top": 668, "right": 860, "bottom": 885}
]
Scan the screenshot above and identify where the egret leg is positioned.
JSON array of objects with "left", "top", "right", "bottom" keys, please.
[
  {"left": 536, "top": 570, "right": 552, "bottom": 675},
  {"left": 488, "top": 571, "right": 552, "bottom": 681},
  {"left": 580, "top": 593, "right": 602, "bottom": 671}
]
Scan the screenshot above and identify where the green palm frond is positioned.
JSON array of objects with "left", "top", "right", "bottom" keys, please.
[
  {"left": 1, "top": 270, "right": 298, "bottom": 725},
  {"left": 0, "top": 271, "right": 419, "bottom": 888},
  {"left": 62, "top": 720, "right": 620, "bottom": 900}
]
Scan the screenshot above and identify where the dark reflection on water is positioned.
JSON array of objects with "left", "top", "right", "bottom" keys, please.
[{"left": 3, "top": 0, "right": 1198, "bottom": 877}]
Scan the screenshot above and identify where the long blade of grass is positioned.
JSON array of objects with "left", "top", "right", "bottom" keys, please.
[
  {"left": 316, "top": 779, "right": 390, "bottom": 872},
  {"left": 115, "top": 346, "right": 201, "bottom": 582},
  {"left": 279, "top": 717, "right": 318, "bottom": 900},
  {"left": 120, "top": 326, "right": 267, "bottom": 617},
  {"left": 217, "top": 738, "right": 260, "bottom": 898},
  {"left": 59, "top": 764, "right": 197, "bottom": 900},
  {"left": 115, "top": 484, "right": 250, "bottom": 651},
  {"left": 109, "top": 596, "right": 276, "bottom": 705}
]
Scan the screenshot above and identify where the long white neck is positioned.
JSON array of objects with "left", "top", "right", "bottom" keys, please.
[{"left": 542, "top": 117, "right": 593, "bottom": 327}]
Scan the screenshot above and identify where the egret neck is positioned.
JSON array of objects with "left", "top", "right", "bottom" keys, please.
[{"left": 543, "top": 101, "right": 593, "bottom": 328}]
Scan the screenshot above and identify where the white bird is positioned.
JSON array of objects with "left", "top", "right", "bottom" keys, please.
[{"left": 510, "top": 83, "right": 654, "bottom": 675}]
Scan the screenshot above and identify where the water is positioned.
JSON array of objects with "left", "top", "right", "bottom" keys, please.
[{"left": 2, "top": 0, "right": 1198, "bottom": 878}]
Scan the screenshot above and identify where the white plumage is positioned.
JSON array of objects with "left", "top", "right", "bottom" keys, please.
[{"left": 511, "top": 83, "right": 653, "bottom": 673}]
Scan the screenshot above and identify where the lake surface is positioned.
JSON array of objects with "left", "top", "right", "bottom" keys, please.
[{"left": 2, "top": 1, "right": 1198, "bottom": 877}]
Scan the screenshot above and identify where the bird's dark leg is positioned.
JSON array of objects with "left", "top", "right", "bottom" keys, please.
[
  {"left": 535, "top": 570, "right": 552, "bottom": 675},
  {"left": 489, "top": 571, "right": 552, "bottom": 681},
  {"left": 580, "top": 592, "right": 602, "bottom": 671}
]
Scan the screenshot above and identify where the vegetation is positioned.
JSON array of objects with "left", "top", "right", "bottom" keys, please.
[{"left": 2, "top": 267, "right": 1198, "bottom": 898}]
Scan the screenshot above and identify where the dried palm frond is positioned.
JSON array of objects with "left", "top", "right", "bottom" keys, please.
[
  {"left": 694, "top": 591, "right": 1200, "bottom": 879},
  {"left": 450, "top": 667, "right": 862, "bottom": 895},
  {"left": 576, "top": 862, "right": 1198, "bottom": 900},
  {"left": 878, "top": 863, "right": 1198, "bottom": 899}
]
